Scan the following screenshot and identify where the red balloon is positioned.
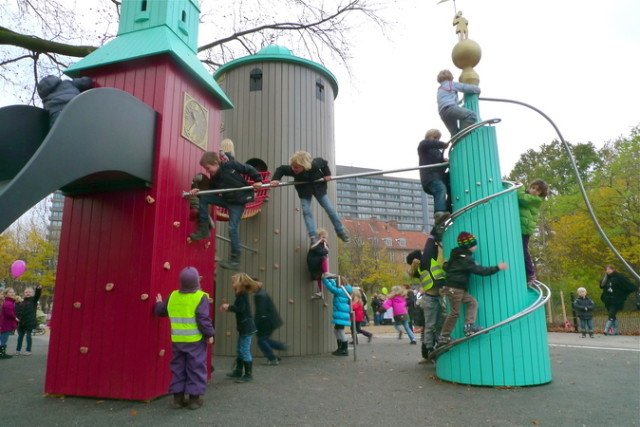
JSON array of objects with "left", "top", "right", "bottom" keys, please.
[{"left": 10, "top": 260, "right": 26, "bottom": 278}]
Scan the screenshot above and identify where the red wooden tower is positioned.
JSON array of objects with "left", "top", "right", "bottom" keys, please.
[{"left": 45, "top": 0, "right": 232, "bottom": 400}]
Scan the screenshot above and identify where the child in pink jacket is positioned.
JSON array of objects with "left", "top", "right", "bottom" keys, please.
[{"left": 382, "top": 286, "right": 416, "bottom": 344}]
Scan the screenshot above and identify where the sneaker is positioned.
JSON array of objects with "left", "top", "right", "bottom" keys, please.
[
  {"left": 266, "top": 358, "right": 279, "bottom": 366},
  {"left": 13, "top": 351, "right": 21, "bottom": 356},
  {"left": 589, "top": 334, "right": 594, "bottom": 338},
  {"left": 218, "top": 259, "right": 240, "bottom": 270},
  {"left": 337, "top": 231, "right": 350, "bottom": 243},
  {"left": 436, "top": 335, "right": 452, "bottom": 346},
  {"left": 189, "top": 221, "right": 211, "bottom": 241},
  {"left": 367, "top": 335, "right": 373, "bottom": 343},
  {"left": 23, "top": 351, "right": 32, "bottom": 356},
  {"left": 187, "top": 396, "right": 203, "bottom": 410},
  {"left": 410, "top": 340, "right": 417, "bottom": 345},
  {"left": 463, "top": 323, "right": 483, "bottom": 337},
  {"left": 309, "top": 234, "right": 319, "bottom": 245},
  {"left": 398, "top": 331, "right": 403, "bottom": 340},
  {"left": 581, "top": 334, "right": 586, "bottom": 338}
]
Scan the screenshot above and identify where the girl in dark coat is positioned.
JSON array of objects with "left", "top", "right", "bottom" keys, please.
[
  {"left": 600, "top": 265, "right": 638, "bottom": 335},
  {"left": 220, "top": 273, "right": 261, "bottom": 382},
  {"left": 15, "top": 285, "right": 42, "bottom": 355},
  {"left": 572, "top": 287, "right": 595, "bottom": 338},
  {"left": 307, "top": 228, "right": 329, "bottom": 299},
  {"left": 254, "top": 286, "right": 286, "bottom": 365}
]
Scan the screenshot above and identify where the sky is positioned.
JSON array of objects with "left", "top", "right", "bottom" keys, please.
[{"left": 331, "top": 0, "right": 640, "bottom": 178}]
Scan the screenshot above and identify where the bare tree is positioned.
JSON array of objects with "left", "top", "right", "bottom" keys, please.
[{"left": 0, "top": 0, "right": 388, "bottom": 104}]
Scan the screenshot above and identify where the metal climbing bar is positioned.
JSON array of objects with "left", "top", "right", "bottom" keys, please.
[
  {"left": 448, "top": 118, "right": 501, "bottom": 152},
  {"left": 443, "top": 180, "right": 523, "bottom": 227},
  {"left": 479, "top": 96, "right": 639, "bottom": 282},
  {"left": 181, "top": 161, "right": 450, "bottom": 197},
  {"left": 429, "top": 280, "right": 551, "bottom": 361}
]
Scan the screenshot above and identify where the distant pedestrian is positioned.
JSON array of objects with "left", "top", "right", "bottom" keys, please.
[
  {"left": 220, "top": 273, "right": 261, "bottom": 382},
  {"left": 15, "top": 285, "right": 42, "bottom": 355},
  {"left": 572, "top": 287, "right": 595, "bottom": 338},
  {"left": 600, "top": 266, "right": 638, "bottom": 335},
  {"left": 154, "top": 267, "right": 214, "bottom": 409},
  {"left": 371, "top": 294, "right": 382, "bottom": 325}
]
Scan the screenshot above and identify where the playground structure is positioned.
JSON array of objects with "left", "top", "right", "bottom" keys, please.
[{"left": 4, "top": 0, "right": 638, "bottom": 399}]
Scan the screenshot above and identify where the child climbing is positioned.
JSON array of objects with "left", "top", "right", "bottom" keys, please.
[
  {"left": 307, "top": 227, "right": 329, "bottom": 300},
  {"left": 154, "top": 267, "right": 214, "bottom": 410},
  {"left": 270, "top": 151, "right": 349, "bottom": 243},
  {"left": 418, "top": 128, "right": 451, "bottom": 219},
  {"left": 517, "top": 179, "right": 549, "bottom": 284},
  {"left": 254, "top": 283, "right": 287, "bottom": 365},
  {"left": 437, "top": 232, "right": 507, "bottom": 346},
  {"left": 322, "top": 274, "right": 353, "bottom": 356},
  {"left": 220, "top": 273, "right": 262, "bottom": 382},
  {"left": 0, "top": 288, "right": 19, "bottom": 360},
  {"left": 436, "top": 69, "right": 480, "bottom": 137},
  {"left": 220, "top": 138, "right": 236, "bottom": 161},
  {"left": 37, "top": 75, "right": 93, "bottom": 126},
  {"left": 15, "top": 285, "right": 42, "bottom": 355},
  {"left": 382, "top": 286, "right": 417, "bottom": 345},
  {"left": 572, "top": 287, "right": 595, "bottom": 338},
  {"left": 351, "top": 289, "right": 373, "bottom": 343},
  {"left": 188, "top": 151, "right": 263, "bottom": 270},
  {"left": 406, "top": 219, "right": 449, "bottom": 359}
]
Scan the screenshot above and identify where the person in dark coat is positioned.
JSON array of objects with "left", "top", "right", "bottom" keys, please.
[
  {"left": 600, "top": 265, "right": 638, "bottom": 335},
  {"left": 188, "top": 151, "right": 263, "bottom": 270},
  {"left": 307, "top": 228, "right": 329, "bottom": 299},
  {"left": 271, "top": 151, "right": 349, "bottom": 243},
  {"left": 15, "top": 285, "right": 42, "bottom": 355},
  {"left": 37, "top": 75, "right": 93, "bottom": 126},
  {"left": 220, "top": 273, "right": 261, "bottom": 382},
  {"left": 418, "top": 128, "right": 451, "bottom": 219},
  {"left": 154, "top": 267, "right": 214, "bottom": 409},
  {"left": 437, "top": 232, "right": 507, "bottom": 346},
  {"left": 254, "top": 285, "right": 287, "bottom": 365},
  {"left": 572, "top": 287, "right": 595, "bottom": 338}
]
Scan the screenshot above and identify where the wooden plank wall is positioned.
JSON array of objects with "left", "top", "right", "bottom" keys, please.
[
  {"left": 214, "top": 61, "right": 336, "bottom": 356},
  {"left": 45, "top": 56, "right": 221, "bottom": 400}
]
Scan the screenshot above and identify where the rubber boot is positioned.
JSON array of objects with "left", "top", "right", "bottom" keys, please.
[
  {"left": 171, "top": 393, "right": 186, "bottom": 409},
  {"left": 189, "top": 220, "right": 211, "bottom": 241},
  {"left": 0, "top": 345, "right": 12, "bottom": 359},
  {"left": 226, "top": 357, "right": 243, "bottom": 378},
  {"left": 339, "top": 340, "right": 349, "bottom": 356},
  {"left": 187, "top": 395, "right": 203, "bottom": 410},
  {"left": 236, "top": 361, "right": 253, "bottom": 383},
  {"left": 421, "top": 343, "right": 429, "bottom": 359},
  {"left": 331, "top": 340, "right": 342, "bottom": 356}
]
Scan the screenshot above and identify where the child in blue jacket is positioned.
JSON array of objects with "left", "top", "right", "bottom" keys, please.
[{"left": 322, "top": 274, "right": 353, "bottom": 356}]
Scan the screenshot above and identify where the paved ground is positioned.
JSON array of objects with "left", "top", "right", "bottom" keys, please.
[{"left": 1, "top": 327, "right": 638, "bottom": 426}]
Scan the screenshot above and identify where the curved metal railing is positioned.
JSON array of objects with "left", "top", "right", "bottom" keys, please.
[
  {"left": 449, "top": 118, "right": 501, "bottom": 153},
  {"left": 429, "top": 280, "right": 551, "bottom": 360}
]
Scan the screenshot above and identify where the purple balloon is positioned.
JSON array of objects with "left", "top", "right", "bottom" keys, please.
[{"left": 10, "top": 260, "right": 26, "bottom": 279}]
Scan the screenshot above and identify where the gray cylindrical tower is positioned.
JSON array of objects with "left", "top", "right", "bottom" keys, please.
[{"left": 213, "top": 45, "right": 339, "bottom": 356}]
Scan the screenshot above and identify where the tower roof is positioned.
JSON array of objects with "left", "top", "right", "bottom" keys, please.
[
  {"left": 65, "top": 0, "right": 232, "bottom": 109},
  {"left": 214, "top": 45, "right": 339, "bottom": 97}
]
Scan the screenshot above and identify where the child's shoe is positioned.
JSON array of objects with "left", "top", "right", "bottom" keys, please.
[
  {"left": 266, "top": 357, "right": 279, "bottom": 366},
  {"left": 226, "top": 358, "right": 243, "bottom": 378},
  {"left": 367, "top": 334, "right": 373, "bottom": 343},
  {"left": 436, "top": 335, "right": 451, "bottom": 347},
  {"left": 398, "top": 330, "right": 403, "bottom": 340},
  {"left": 410, "top": 340, "right": 417, "bottom": 345},
  {"left": 311, "top": 292, "right": 322, "bottom": 300},
  {"left": 171, "top": 393, "right": 186, "bottom": 409},
  {"left": 581, "top": 333, "right": 586, "bottom": 338},
  {"left": 337, "top": 231, "right": 350, "bottom": 243},
  {"left": 526, "top": 275, "right": 537, "bottom": 285},
  {"left": 309, "top": 234, "right": 319, "bottom": 245},
  {"left": 218, "top": 254, "right": 240, "bottom": 270},
  {"left": 235, "top": 361, "right": 253, "bottom": 382},
  {"left": 23, "top": 351, "right": 31, "bottom": 356},
  {"left": 189, "top": 221, "right": 211, "bottom": 241},
  {"left": 463, "top": 323, "right": 483, "bottom": 337},
  {"left": 589, "top": 333, "right": 594, "bottom": 338},
  {"left": 187, "top": 395, "right": 203, "bottom": 410}
]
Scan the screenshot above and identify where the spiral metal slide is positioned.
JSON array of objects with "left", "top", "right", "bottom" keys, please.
[{"left": 0, "top": 88, "right": 156, "bottom": 232}]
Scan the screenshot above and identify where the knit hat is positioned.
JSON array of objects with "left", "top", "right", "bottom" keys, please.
[
  {"left": 457, "top": 231, "right": 477, "bottom": 249},
  {"left": 179, "top": 267, "right": 200, "bottom": 293}
]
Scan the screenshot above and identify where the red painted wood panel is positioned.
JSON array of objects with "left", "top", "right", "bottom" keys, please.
[{"left": 45, "top": 56, "right": 222, "bottom": 400}]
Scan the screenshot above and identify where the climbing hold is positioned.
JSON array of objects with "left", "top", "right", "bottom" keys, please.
[
  {"left": 274, "top": 228, "right": 280, "bottom": 235},
  {"left": 295, "top": 246, "right": 300, "bottom": 252},
  {"left": 186, "top": 237, "right": 193, "bottom": 244},
  {"left": 476, "top": 182, "right": 481, "bottom": 186},
  {"left": 105, "top": 283, "right": 114, "bottom": 291},
  {"left": 79, "top": 347, "right": 89, "bottom": 354},
  {"left": 205, "top": 241, "right": 211, "bottom": 249},
  {"left": 140, "top": 293, "right": 149, "bottom": 301},
  {"left": 225, "top": 331, "right": 232, "bottom": 337},
  {"left": 146, "top": 195, "right": 155, "bottom": 204},
  {"left": 259, "top": 267, "right": 266, "bottom": 272},
  {"left": 273, "top": 263, "right": 279, "bottom": 269},
  {"left": 295, "top": 207, "right": 300, "bottom": 212},
  {"left": 173, "top": 221, "right": 180, "bottom": 228},
  {"left": 288, "top": 299, "right": 295, "bottom": 304},
  {"left": 253, "top": 238, "right": 259, "bottom": 243},
  {"left": 158, "top": 349, "right": 165, "bottom": 357},
  {"left": 73, "top": 302, "right": 81, "bottom": 309},
  {"left": 163, "top": 262, "right": 171, "bottom": 270}
]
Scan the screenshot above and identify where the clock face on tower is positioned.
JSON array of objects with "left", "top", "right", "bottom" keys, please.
[{"left": 181, "top": 92, "right": 209, "bottom": 150}]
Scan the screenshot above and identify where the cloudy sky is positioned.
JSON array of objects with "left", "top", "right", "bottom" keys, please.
[{"left": 332, "top": 0, "right": 640, "bottom": 178}]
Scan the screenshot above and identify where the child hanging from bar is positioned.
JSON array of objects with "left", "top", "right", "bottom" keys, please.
[
  {"left": 307, "top": 228, "right": 329, "bottom": 300},
  {"left": 270, "top": 151, "right": 349, "bottom": 244}
]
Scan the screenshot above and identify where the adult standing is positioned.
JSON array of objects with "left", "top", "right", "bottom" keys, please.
[{"left": 599, "top": 265, "right": 638, "bottom": 335}]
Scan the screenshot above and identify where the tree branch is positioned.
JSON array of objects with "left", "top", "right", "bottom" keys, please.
[{"left": 0, "top": 26, "right": 96, "bottom": 58}]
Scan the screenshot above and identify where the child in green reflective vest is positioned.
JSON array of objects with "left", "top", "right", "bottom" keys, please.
[{"left": 155, "top": 267, "right": 214, "bottom": 410}]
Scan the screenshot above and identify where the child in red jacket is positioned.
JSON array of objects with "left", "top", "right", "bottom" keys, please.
[
  {"left": 351, "top": 289, "right": 372, "bottom": 343},
  {"left": 0, "top": 288, "right": 19, "bottom": 359}
]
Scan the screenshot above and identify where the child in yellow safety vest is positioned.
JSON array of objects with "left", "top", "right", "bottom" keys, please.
[{"left": 155, "top": 267, "right": 214, "bottom": 410}]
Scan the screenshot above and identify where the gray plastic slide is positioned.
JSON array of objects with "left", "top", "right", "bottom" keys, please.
[{"left": 0, "top": 88, "right": 156, "bottom": 232}]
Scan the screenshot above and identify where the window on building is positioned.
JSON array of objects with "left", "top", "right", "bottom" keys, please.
[
  {"left": 250, "top": 68, "right": 263, "bottom": 91},
  {"left": 383, "top": 238, "right": 392, "bottom": 247},
  {"left": 316, "top": 79, "right": 325, "bottom": 101},
  {"left": 396, "top": 238, "right": 406, "bottom": 247}
]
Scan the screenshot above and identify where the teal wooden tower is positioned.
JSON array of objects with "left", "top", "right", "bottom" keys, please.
[{"left": 434, "top": 29, "right": 552, "bottom": 386}]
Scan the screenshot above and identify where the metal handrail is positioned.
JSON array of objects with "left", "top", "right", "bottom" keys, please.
[
  {"left": 429, "top": 280, "right": 551, "bottom": 360},
  {"left": 181, "top": 162, "right": 450, "bottom": 197}
]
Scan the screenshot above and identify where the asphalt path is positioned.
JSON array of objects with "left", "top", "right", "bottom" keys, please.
[{"left": 1, "top": 330, "right": 638, "bottom": 426}]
